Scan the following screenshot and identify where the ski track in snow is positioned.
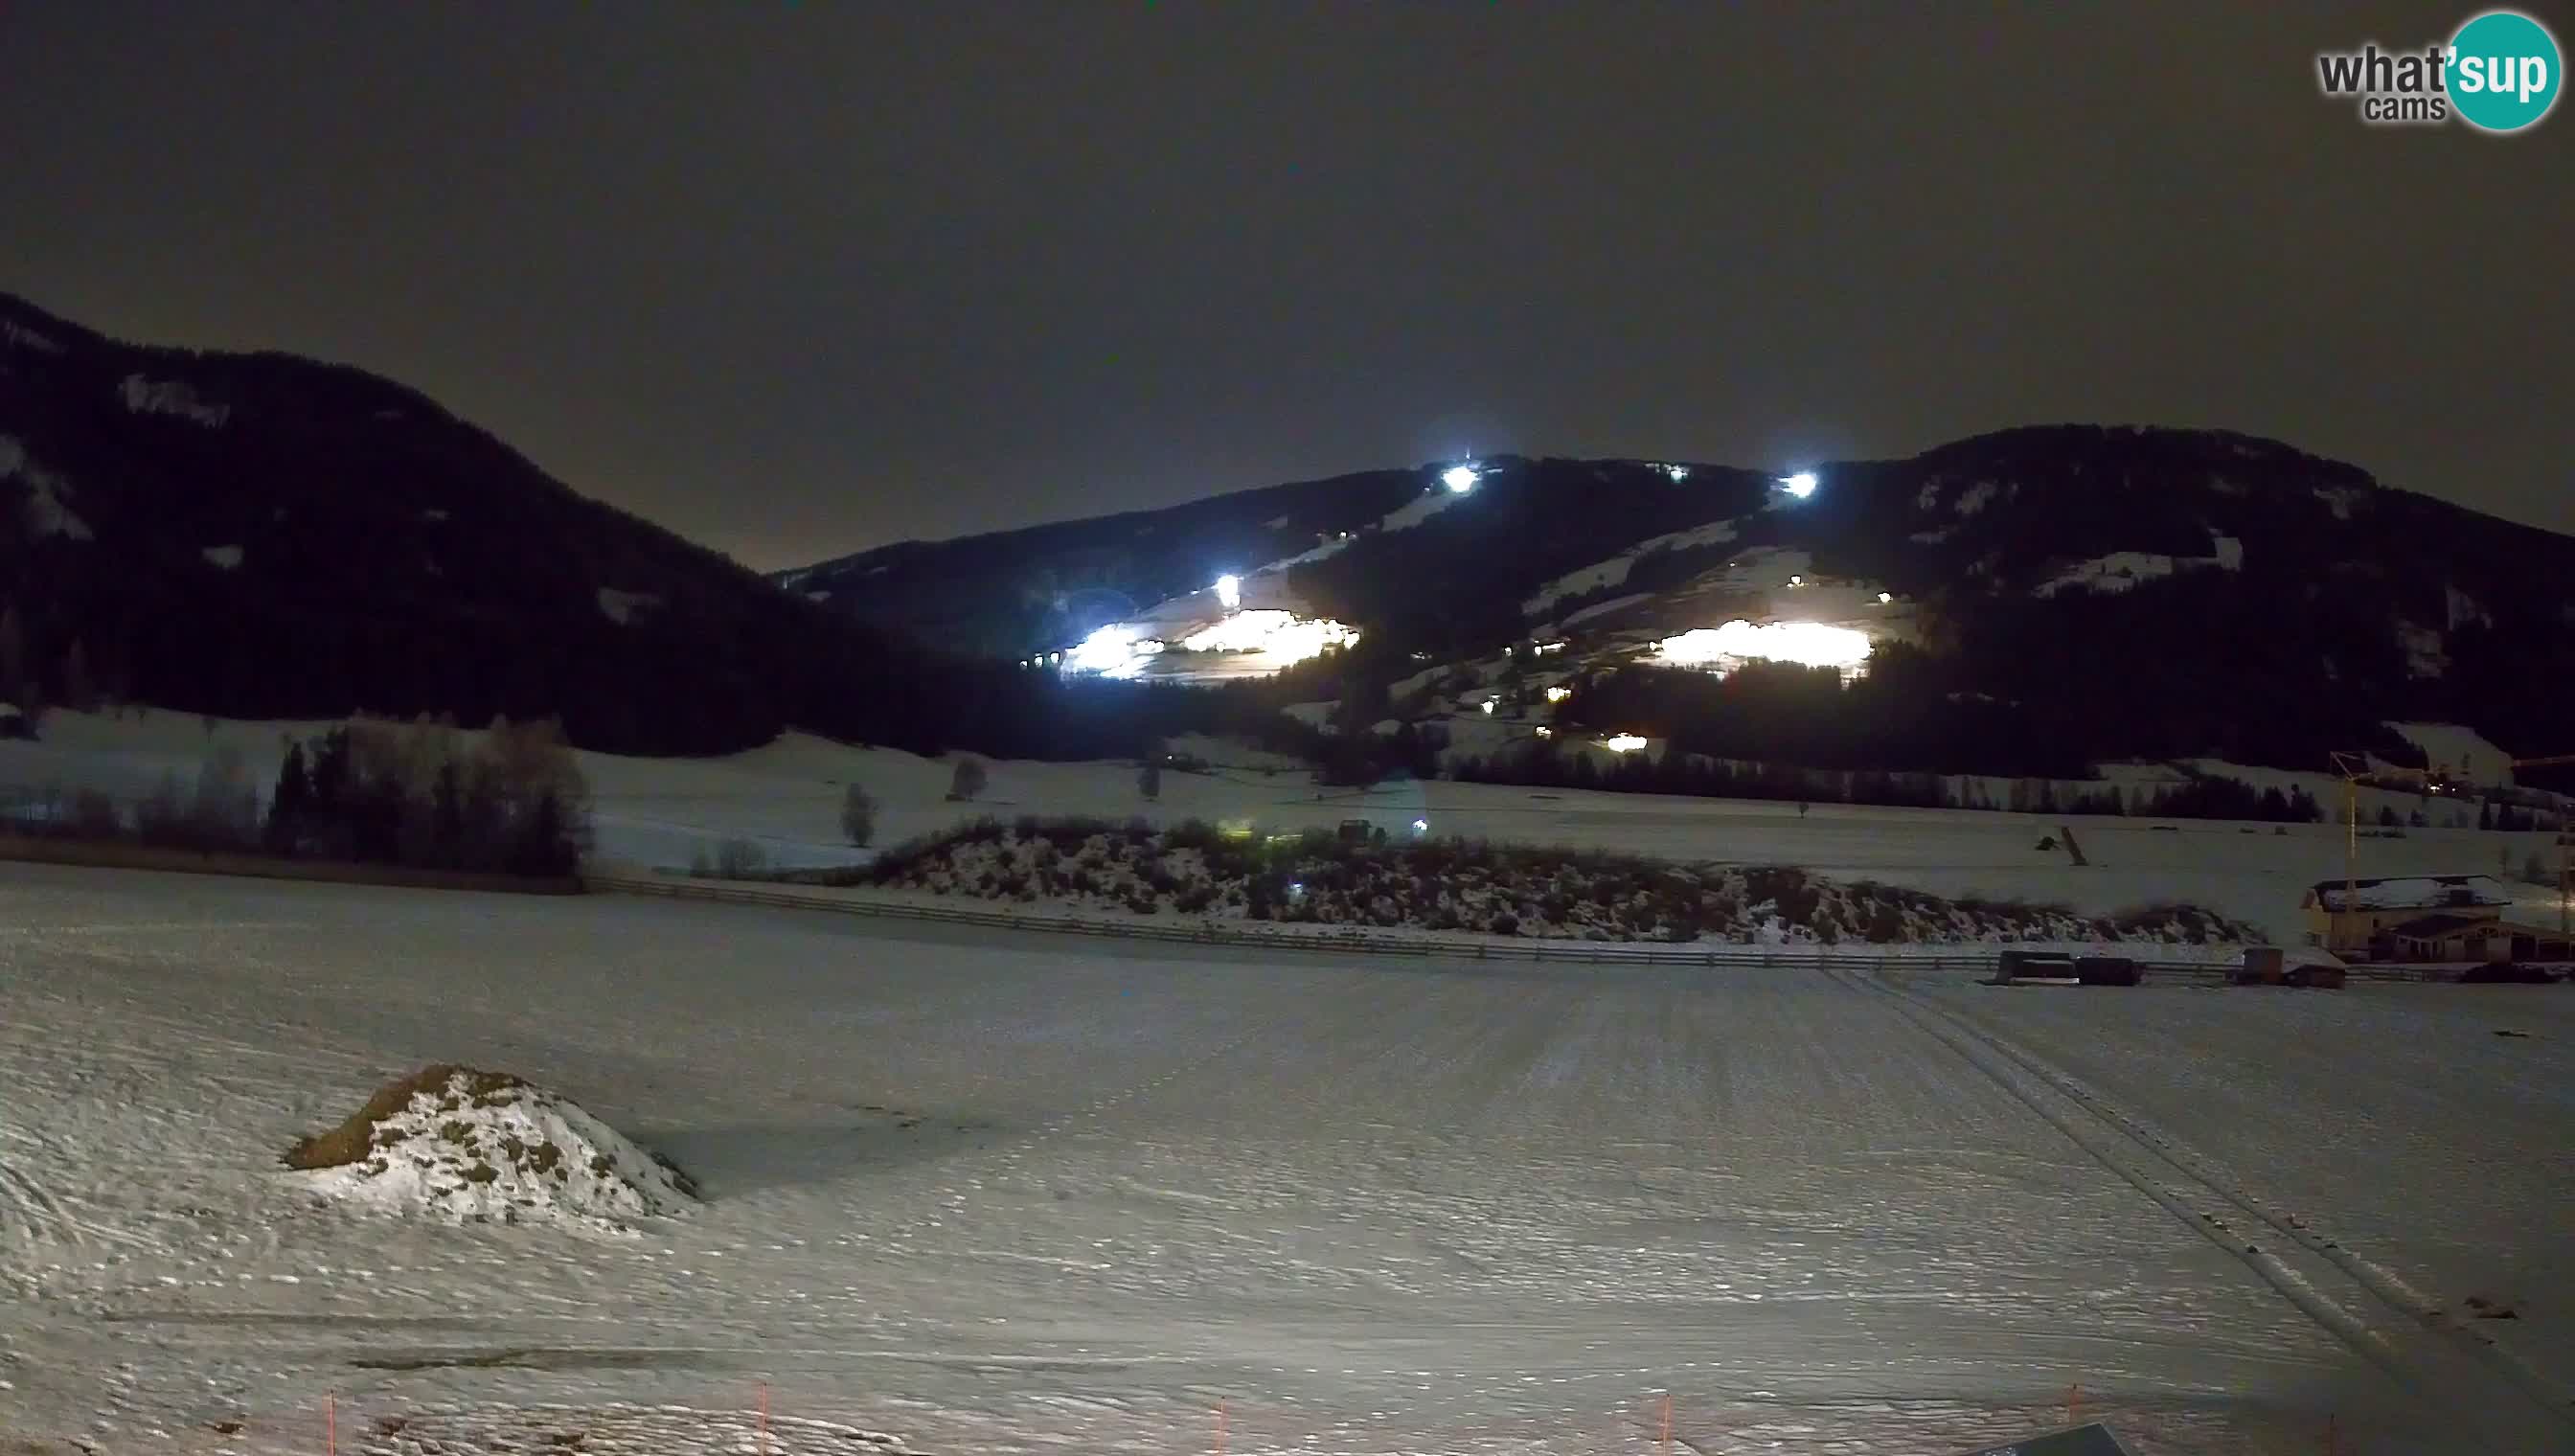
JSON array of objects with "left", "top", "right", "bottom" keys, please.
[{"left": 1, "top": 861, "right": 2557, "bottom": 1454}]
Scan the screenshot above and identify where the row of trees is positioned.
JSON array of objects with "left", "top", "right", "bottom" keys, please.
[
  {"left": 5, "top": 714, "right": 591, "bottom": 876},
  {"left": 1449, "top": 741, "right": 2334, "bottom": 823},
  {"left": 261, "top": 716, "right": 591, "bottom": 876}
]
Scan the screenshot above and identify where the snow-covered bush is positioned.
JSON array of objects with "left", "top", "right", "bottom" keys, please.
[{"left": 867, "top": 817, "right": 2265, "bottom": 944}]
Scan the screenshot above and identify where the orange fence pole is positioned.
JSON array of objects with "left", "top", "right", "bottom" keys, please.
[
  {"left": 759, "top": 1381, "right": 772, "bottom": 1456},
  {"left": 1658, "top": 1392, "right": 1674, "bottom": 1455},
  {"left": 1216, "top": 1397, "right": 1228, "bottom": 1456},
  {"left": 2067, "top": 1381, "right": 2081, "bottom": 1425},
  {"left": 326, "top": 1391, "right": 335, "bottom": 1456}
]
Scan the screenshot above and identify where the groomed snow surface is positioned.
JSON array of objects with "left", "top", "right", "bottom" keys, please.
[{"left": 6, "top": 863, "right": 2572, "bottom": 1455}]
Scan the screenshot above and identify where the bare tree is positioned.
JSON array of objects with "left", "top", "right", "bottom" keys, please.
[
  {"left": 840, "top": 783, "right": 877, "bottom": 847},
  {"left": 1137, "top": 760, "right": 1162, "bottom": 801},
  {"left": 947, "top": 756, "right": 987, "bottom": 802}
]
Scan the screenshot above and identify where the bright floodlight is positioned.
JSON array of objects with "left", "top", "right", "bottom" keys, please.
[
  {"left": 1655, "top": 621, "right": 1872, "bottom": 671},
  {"left": 1660, "top": 464, "right": 1690, "bottom": 483},
  {"left": 1214, "top": 573, "right": 1241, "bottom": 610},
  {"left": 1605, "top": 734, "right": 1649, "bottom": 753},
  {"left": 1411, "top": 818, "right": 1428, "bottom": 834},
  {"left": 1878, "top": 591, "right": 1894, "bottom": 603},
  {"left": 1780, "top": 471, "right": 1818, "bottom": 497},
  {"left": 1065, "top": 625, "right": 1140, "bottom": 674},
  {"left": 1442, "top": 465, "right": 1479, "bottom": 493}
]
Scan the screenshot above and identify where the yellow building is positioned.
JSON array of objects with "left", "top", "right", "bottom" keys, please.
[{"left": 2299, "top": 875, "right": 2508, "bottom": 957}]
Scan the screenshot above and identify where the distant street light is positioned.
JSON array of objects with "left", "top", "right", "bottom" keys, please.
[
  {"left": 1780, "top": 471, "right": 1818, "bottom": 497},
  {"left": 1442, "top": 465, "right": 1480, "bottom": 493}
]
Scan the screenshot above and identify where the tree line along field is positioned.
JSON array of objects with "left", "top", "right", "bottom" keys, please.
[{"left": 9, "top": 708, "right": 2566, "bottom": 947}]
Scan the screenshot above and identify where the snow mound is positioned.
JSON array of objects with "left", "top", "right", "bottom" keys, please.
[{"left": 288, "top": 1066, "right": 695, "bottom": 1233}]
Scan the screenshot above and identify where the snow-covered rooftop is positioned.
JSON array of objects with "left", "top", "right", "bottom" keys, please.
[{"left": 2306, "top": 874, "right": 2510, "bottom": 912}]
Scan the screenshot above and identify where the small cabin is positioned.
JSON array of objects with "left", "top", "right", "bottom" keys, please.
[{"left": 2381, "top": 912, "right": 2514, "bottom": 965}]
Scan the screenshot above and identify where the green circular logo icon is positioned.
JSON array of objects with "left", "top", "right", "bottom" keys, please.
[{"left": 2449, "top": 10, "right": 2562, "bottom": 132}]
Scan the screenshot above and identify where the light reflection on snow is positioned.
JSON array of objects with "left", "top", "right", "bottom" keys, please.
[
  {"left": 1064, "top": 610, "right": 1360, "bottom": 679},
  {"left": 1655, "top": 621, "right": 1873, "bottom": 671}
]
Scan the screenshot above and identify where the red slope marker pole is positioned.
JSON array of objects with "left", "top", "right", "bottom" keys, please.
[
  {"left": 1215, "top": 1398, "right": 1228, "bottom": 1456},
  {"left": 758, "top": 1380, "right": 772, "bottom": 1456},
  {"left": 326, "top": 1391, "right": 335, "bottom": 1456},
  {"left": 2067, "top": 1381, "right": 2081, "bottom": 1425},
  {"left": 1659, "top": 1392, "right": 1674, "bottom": 1455}
]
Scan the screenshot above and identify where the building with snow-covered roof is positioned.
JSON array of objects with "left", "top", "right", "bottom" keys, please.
[
  {"left": 2300, "top": 874, "right": 2508, "bottom": 956},
  {"left": 0, "top": 701, "right": 33, "bottom": 740}
]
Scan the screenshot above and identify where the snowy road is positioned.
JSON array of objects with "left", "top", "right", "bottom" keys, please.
[{"left": 2, "top": 863, "right": 2562, "bottom": 1454}]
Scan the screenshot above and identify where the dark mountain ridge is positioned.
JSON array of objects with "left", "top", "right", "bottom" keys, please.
[
  {"left": 0, "top": 290, "right": 1119, "bottom": 759},
  {"left": 789, "top": 425, "right": 2575, "bottom": 775}
]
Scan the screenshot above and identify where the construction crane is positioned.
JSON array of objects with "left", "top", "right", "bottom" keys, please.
[{"left": 2330, "top": 749, "right": 2575, "bottom": 943}]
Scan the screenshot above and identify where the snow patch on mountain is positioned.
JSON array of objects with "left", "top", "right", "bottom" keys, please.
[
  {"left": 1952, "top": 479, "right": 2005, "bottom": 515},
  {"left": 2034, "top": 535, "right": 2239, "bottom": 599},
  {"left": 2445, "top": 584, "right": 2491, "bottom": 630},
  {"left": 1516, "top": 520, "right": 1744, "bottom": 619},
  {"left": 1701, "top": 545, "right": 1813, "bottom": 594},
  {"left": 1, "top": 435, "right": 92, "bottom": 540},
  {"left": 2385, "top": 721, "right": 2516, "bottom": 785},
  {"left": 119, "top": 374, "right": 230, "bottom": 427},
  {"left": 2315, "top": 485, "right": 2367, "bottom": 520},
  {"left": 2396, "top": 622, "right": 2448, "bottom": 678},
  {"left": 1909, "top": 525, "right": 1957, "bottom": 545},
  {"left": 1377, "top": 483, "right": 1471, "bottom": 534},
  {"left": 2033, "top": 553, "right": 2177, "bottom": 597},
  {"left": 1558, "top": 592, "right": 1652, "bottom": 627},
  {"left": 201, "top": 544, "right": 243, "bottom": 570},
  {"left": 2, "top": 321, "right": 64, "bottom": 353},
  {"left": 597, "top": 587, "right": 660, "bottom": 625},
  {"left": 1523, "top": 556, "right": 1634, "bottom": 617}
]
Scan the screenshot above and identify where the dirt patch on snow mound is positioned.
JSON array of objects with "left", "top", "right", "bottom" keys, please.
[{"left": 287, "top": 1065, "right": 695, "bottom": 1232}]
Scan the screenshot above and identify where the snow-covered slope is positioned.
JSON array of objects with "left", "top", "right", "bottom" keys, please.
[{"left": 6, "top": 863, "right": 2568, "bottom": 1453}]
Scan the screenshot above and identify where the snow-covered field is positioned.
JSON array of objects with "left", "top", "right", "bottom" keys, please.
[
  {"left": 6, "top": 861, "right": 2571, "bottom": 1454},
  {"left": 7, "top": 710, "right": 2564, "bottom": 947}
]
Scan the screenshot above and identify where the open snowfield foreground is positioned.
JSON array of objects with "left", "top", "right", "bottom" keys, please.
[
  {"left": 7, "top": 863, "right": 2572, "bottom": 1454},
  {"left": 7, "top": 710, "right": 2565, "bottom": 945}
]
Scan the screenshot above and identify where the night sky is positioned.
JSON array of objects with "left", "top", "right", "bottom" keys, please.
[{"left": 5, "top": 3, "right": 2567, "bottom": 570}]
